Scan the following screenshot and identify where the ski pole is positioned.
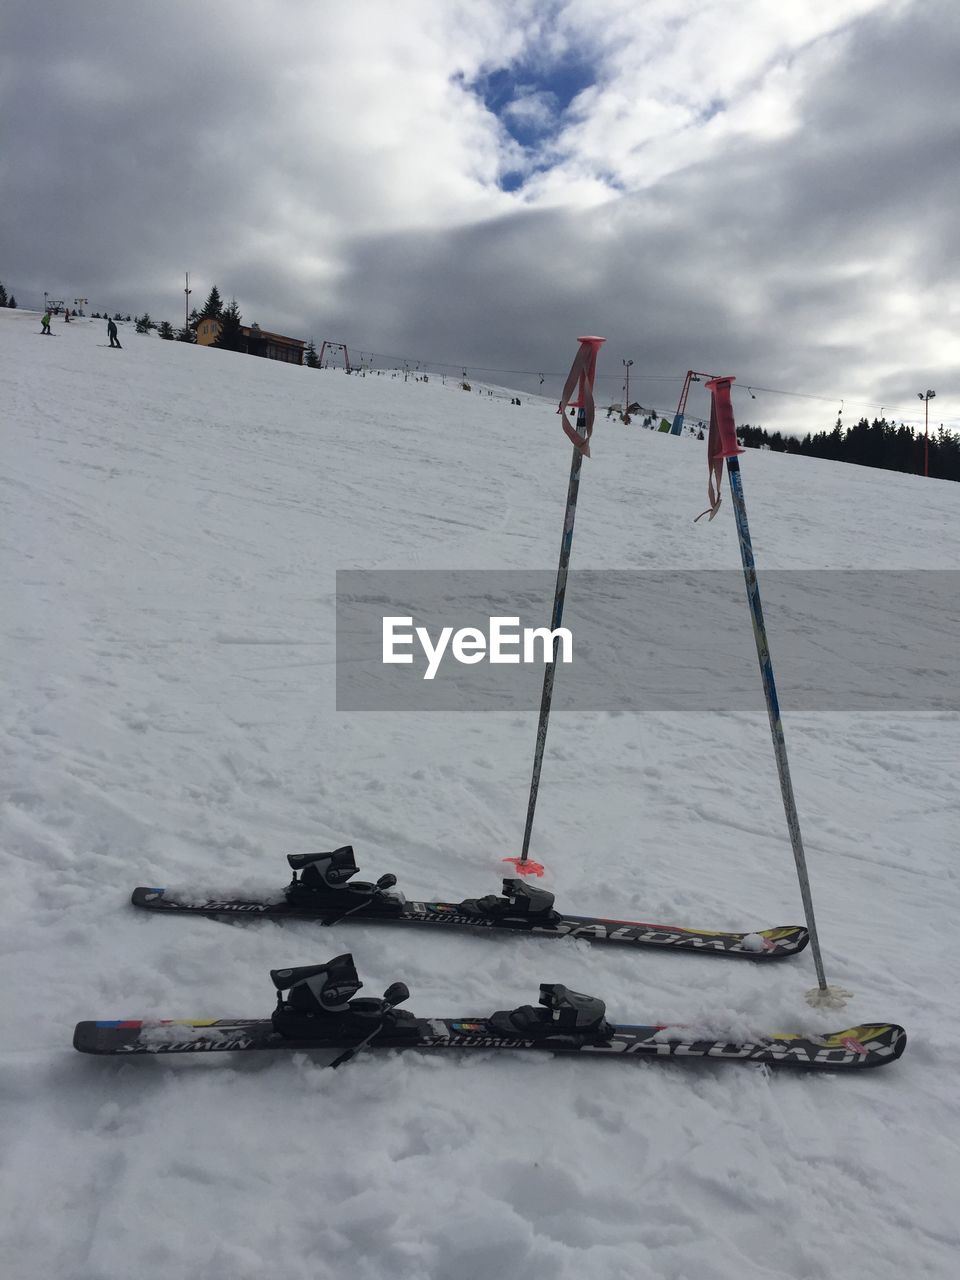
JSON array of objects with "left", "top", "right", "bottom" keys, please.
[
  {"left": 703, "top": 376, "right": 849, "bottom": 1008},
  {"left": 506, "top": 336, "right": 605, "bottom": 878}
]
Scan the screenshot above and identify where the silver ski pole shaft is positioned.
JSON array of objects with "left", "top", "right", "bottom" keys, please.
[{"left": 514, "top": 336, "right": 605, "bottom": 875}]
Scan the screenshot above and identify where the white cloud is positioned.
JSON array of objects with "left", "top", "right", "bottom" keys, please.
[
  {"left": 502, "top": 87, "right": 560, "bottom": 132},
  {"left": 514, "top": 0, "right": 887, "bottom": 198}
]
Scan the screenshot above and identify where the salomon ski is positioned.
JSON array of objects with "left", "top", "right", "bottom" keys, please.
[
  {"left": 131, "top": 846, "right": 808, "bottom": 960},
  {"left": 73, "top": 952, "right": 905, "bottom": 1070}
]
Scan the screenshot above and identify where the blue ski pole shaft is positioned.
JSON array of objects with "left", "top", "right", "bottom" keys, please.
[
  {"left": 519, "top": 413, "right": 586, "bottom": 865},
  {"left": 724, "top": 453, "right": 828, "bottom": 992}
]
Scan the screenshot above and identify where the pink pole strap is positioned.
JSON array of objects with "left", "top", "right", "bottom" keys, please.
[
  {"left": 557, "top": 336, "right": 605, "bottom": 457},
  {"left": 695, "top": 376, "right": 745, "bottom": 521}
]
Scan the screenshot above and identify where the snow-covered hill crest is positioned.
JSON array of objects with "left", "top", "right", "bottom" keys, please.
[{"left": 2, "top": 309, "right": 959, "bottom": 1280}]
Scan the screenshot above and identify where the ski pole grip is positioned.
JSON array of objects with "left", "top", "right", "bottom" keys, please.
[
  {"left": 558, "top": 336, "right": 605, "bottom": 455},
  {"left": 706, "top": 376, "right": 745, "bottom": 459},
  {"left": 576, "top": 335, "right": 606, "bottom": 402}
]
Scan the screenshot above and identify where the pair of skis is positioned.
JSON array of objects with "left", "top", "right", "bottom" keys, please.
[{"left": 72, "top": 847, "right": 906, "bottom": 1070}]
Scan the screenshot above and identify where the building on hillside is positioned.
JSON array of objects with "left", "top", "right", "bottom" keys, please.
[{"left": 195, "top": 318, "right": 305, "bottom": 365}]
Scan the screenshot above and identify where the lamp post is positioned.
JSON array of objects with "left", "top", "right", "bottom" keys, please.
[
  {"left": 622, "top": 358, "right": 633, "bottom": 412},
  {"left": 184, "top": 272, "right": 191, "bottom": 330},
  {"left": 918, "top": 389, "right": 936, "bottom": 477}
]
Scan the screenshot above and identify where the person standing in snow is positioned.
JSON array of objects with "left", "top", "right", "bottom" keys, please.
[
  {"left": 107, "top": 318, "right": 122, "bottom": 349},
  {"left": 41, "top": 311, "right": 51, "bottom": 334}
]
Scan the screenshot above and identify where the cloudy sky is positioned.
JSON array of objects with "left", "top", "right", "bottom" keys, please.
[{"left": 2, "top": 0, "right": 958, "bottom": 434}]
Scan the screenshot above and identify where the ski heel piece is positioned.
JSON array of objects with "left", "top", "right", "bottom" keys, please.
[
  {"left": 287, "top": 846, "right": 360, "bottom": 885},
  {"left": 284, "top": 847, "right": 403, "bottom": 918},
  {"left": 489, "top": 982, "right": 612, "bottom": 1043},
  {"left": 271, "top": 953, "right": 417, "bottom": 1044},
  {"left": 458, "top": 878, "right": 560, "bottom": 924},
  {"left": 271, "top": 954, "right": 363, "bottom": 1011}
]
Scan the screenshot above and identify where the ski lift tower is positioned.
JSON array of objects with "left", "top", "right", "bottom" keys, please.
[
  {"left": 671, "top": 370, "right": 716, "bottom": 435},
  {"left": 318, "top": 341, "right": 352, "bottom": 373}
]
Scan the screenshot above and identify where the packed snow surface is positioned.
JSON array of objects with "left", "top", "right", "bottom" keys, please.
[{"left": 2, "top": 309, "right": 959, "bottom": 1279}]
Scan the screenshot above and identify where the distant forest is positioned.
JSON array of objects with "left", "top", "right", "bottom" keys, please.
[{"left": 737, "top": 417, "right": 960, "bottom": 482}]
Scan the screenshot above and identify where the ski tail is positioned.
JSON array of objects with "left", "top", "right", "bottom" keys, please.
[{"left": 73, "top": 1018, "right": 271, "bottom": 1055}]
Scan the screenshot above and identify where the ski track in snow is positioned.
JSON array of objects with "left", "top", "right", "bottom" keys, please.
[{"left": 1, "top": 309, "right": 959, "bottom": 1279}]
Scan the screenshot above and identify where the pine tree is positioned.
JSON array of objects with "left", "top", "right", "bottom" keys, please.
[
  {"left": 0, "top": 282, "right": 7, "bottom": 306},
  {"left": 7, "top": 295, "right": 15, "bottom": 308},
  {"left": 212, "top": 298, "right": 244, "bottom": 351},
  {"left": 200, "top": 286, "right": 223, "bottom": 319},
  {"left": 305, "top": 339, "right": 319, "bottom": 368},
  {"left": 135, "top": 313, "right": 155, "bottom": 334},
  {"left": 177, "top": 324, "right": 197, "bottom": 343},
  {"left": 158, "top": 321, "right": 176, "bottom": 340}
]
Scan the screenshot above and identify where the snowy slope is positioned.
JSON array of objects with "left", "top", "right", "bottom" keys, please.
[{"left": 2, "top": 308, "right": 959, "bottom": 1280}]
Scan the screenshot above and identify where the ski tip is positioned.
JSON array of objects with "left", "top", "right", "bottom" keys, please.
[
  {"left": 771, "top": 1022, "right": 908, "bottom": 1068},
  {"left": 757, "top": 926, "right": 810, "bottom": 956},
  {"left": 824, "top": 1023, "right": 908, "bottom": 1067},
  {"left": 885, "top": 1025, "right": 908, "bottom": 1064},
  {"left": 726, "top": 926, "right": 809, "bottom": 957}
]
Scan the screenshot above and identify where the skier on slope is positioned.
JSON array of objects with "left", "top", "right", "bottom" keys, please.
[
  {"left": 107, "top": 318, "right": 122, "bottom": 349},
  {"left": 41, "top": 311, "right": 51, "bottom": 334}
]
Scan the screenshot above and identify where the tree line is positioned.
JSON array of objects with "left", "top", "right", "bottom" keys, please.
[
  {"left": 87, "top": 285, "right": 328, "bottom": 362},
  {"left": 0, "top": 281, "right": 18, "bottom": 307},
  {"left": 737, "top": 416, "right": 960, "bottom": 482}
]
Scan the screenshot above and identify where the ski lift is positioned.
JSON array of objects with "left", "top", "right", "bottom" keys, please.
[{"left": 318, "top": 341, "right": 352, "bottom": 373}]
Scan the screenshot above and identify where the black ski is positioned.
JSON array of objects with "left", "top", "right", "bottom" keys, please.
[
  {"left": 73, "top": 953, "right": 906, "bottom": 1070},
  {"left": 131, "top": 847, "right": 808, "bottom": 960}
]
